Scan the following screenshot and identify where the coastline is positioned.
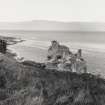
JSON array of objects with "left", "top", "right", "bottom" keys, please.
[
  {"left": 1, "top": 35, "right": 105, "bottom": 78},
  {"left": 0, "top": 35, "right": 25, "bottom": 45},
  {"left": 8, "top": 39, "right": 105, "bottom": 77}
]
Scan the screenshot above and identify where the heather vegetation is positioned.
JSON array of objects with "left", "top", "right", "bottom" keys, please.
[{"left": 0, "top": 52, "right": 105, "bottom": 105}]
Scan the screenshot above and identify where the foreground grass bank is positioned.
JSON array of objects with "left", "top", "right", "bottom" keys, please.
[{"left": 0, "top": 53, "right": 104, "bottom": 105}]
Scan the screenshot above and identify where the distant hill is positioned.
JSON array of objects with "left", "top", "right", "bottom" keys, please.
[{"left": 0, "top": 20, "right": 105, "bottom": 31}]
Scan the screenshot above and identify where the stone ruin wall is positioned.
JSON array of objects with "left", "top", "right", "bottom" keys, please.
[{"left": 46, "top": 41, "right": 87, "bottom": 73}]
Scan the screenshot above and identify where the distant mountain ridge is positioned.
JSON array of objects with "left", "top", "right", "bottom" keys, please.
[{"left": 0, "top": 20, "right": 105, "bottom": 31}]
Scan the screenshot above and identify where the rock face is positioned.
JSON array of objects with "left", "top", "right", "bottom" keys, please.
[
  {"left": 46, "top": 41, "right": 87, "bottom": 73},
  {"left": 0, "top": 39, "right": 7, "bottom": 54}
]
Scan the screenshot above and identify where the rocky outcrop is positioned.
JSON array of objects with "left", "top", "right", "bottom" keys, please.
[{"left": 0, "top": 39, "right": 7, "bottom": 54}]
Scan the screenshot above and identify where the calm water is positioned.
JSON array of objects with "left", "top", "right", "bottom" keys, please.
[
  {"left": 1, "top": 30, "right": 105, "bottom": 52},
  {"left": 0, "top": 30, "right": 105, "bottom": 76}
]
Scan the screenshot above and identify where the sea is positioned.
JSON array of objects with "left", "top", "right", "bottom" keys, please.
[{"left": 0, "top": 30, "right": 105, "bottom": 77}]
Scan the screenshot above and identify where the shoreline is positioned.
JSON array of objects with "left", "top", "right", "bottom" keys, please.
[
  {"left": 1, "top": 36, "right": 105, "bottom": 78},
  {"left": 0, "top": 35, "right": 25, "bottom": 45}
]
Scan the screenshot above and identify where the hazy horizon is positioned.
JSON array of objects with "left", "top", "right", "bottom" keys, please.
[{"left": 0, "top": 20, "right": 105, "bottom": 31}]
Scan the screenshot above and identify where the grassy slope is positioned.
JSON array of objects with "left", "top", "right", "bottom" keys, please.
[{"left": 0, "top": 53, "right": 105, "bottom": 105}]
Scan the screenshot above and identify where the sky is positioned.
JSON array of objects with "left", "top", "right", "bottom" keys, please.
[{"left": 0, "top": 0, "right": 105, "bottom": 22}]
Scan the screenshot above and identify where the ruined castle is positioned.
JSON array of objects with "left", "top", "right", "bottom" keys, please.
[{"left": 45, "top": 40, "right": 87, "bottom": 73}]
